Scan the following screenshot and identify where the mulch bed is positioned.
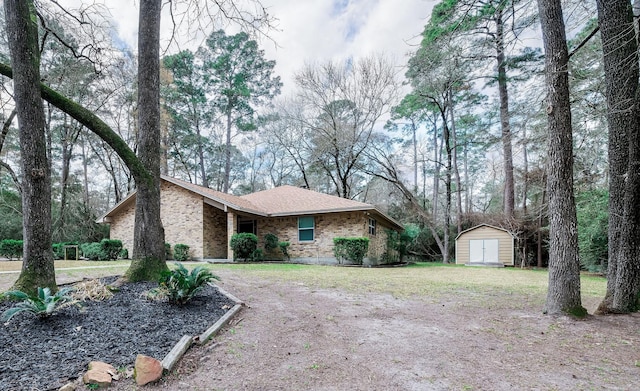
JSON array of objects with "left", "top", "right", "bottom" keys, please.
[{"left": 0, "top": 277, "right": 234, "bottom": 391}]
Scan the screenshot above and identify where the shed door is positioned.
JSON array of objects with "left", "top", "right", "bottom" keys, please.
[{"left": 469, "top": 239, "right": 499, "bottom": 263}]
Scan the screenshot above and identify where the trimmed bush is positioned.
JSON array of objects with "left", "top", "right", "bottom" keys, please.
[
  {"left": 0, "top": 239, "right": 23, "bottom": 260},
  {"left": 279, "top": 241, "right": 290, "bottom": 260},
  {"left": 264, "top": 233, "right": 279, "bottom": 251},
  {"left": 100, "top": 239, "right": 122, "bottom": 261},
  {"left": 333, "top": 237, "right": 370, "bottom": 265},
  {"left": 230, "top": 233, "right": 258, "bottom": 261},
  {"left": 173, "top": 244, "right": 190, "bottom": 262},
  {"left": 119, "top": 248, "right": 129, "bottom": 260},
  {"left": 80, "top": 242, "right": 106, "bottom": 261}
]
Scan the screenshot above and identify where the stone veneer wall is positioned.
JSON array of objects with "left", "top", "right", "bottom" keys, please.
[
  {"left": 108, "top": 182, "right": 206, "bottom": 260},
  {"left": 202, "top": 204, "right": 228, "bottom": 258}
]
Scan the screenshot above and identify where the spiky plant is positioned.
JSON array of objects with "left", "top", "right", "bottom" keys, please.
[
  {"left": 1, "top": 287, "right": 76, "bottom": 322},
  {"left": 158, "top": 263, "right": 219, "bottom": 305}
]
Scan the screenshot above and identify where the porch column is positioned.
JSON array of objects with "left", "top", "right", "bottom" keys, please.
[{"left": 227, "top": 211, "right": 236, "bottom": 261}]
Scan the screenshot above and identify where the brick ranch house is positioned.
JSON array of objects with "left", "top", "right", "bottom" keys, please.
[{"left": 98, "top": 175, "right": 403, "bottom": 264}]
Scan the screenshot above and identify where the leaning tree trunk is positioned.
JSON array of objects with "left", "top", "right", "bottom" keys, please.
[
  {"left": 595, "top": 0, "right": 640, "bottom": 313},
  {"left": 537, "top": 0, "right": 585, "bottom": 316},
  {"left": 125, "top": 0, "right": 168, "bottom": 281},
  {"left": 5, "top": 0, "right": 56, "bottom": 294}
]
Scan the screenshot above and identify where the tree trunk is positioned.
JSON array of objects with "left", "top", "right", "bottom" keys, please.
[
  {"left": 223, "top": 106, "right": 233, "bottom": 193},
  {"left": 126, "top": 0, "right": 168, "bottom": 281},
  {"left": 537, "top": 0, "right": 585, "bottom": 316},
  {"left": 496, "top": 8, "right": 515, "bottom": 220},
  {"left": 432, "top": 114, "right": 440, "bottom": 218},
  {"left": 595, "top": 0, "right": 640, "bottom": 313},
  {"left": 448, "top": 87, "right": 463, "bottom": 234},
  {"left": 442, "top": 110, "right": 452, "bottom": 264},
  {"left": 5, "top": 0, "right": 56, "bottom": 294}
]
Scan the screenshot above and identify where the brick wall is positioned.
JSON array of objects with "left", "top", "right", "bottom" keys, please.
[
  {"left": 254, "top": 211, "right": 388, "bottom": 260},
  {"left": 109, "top": 181, "right": 206, "bottom": 260},
  {"left": 203, "top": 204, "right": 228, "bottom": 258},
  {"left": 108, "top": 200, "right": 135, "bottom": 257}
]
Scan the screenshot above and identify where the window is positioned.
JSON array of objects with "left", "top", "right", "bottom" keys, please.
[
  {"left": 238, "top": 219, "right": 256, "bottom": 235},
  {"left": 368, "top": 218, "right": 377, "bottom": 236},
  {"left": 298, "top": 216, "right": 315, "bottom": 242}
]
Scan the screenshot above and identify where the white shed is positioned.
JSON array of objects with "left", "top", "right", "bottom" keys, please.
[{"left": 455, "top": 224, "right": 515, "bottom": 266}]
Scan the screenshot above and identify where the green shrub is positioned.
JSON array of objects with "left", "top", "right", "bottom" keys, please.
[
  {"left": 230, "top": 233, "right": 258, "bottom": 261},
  {"left": 333, "top": 237, "right": 370, "bottom": 265},
  {"left": 264, "top": 233, "right": 279, "bottom": 251},
  {"left": 0, "top": 239, "right": 23, "bottom": 260},
  {"left": 157, "top": 263, "right": 219, "bottom": 305},
  {"left": 251, "top": 248, "right": 264, "bottom": 261},
  {"left": 100, "top": 239, "right": 122, "bottom": 261},
  {"left": 173, "top": 244, "right": 190, "bottom": 262},
  {"left": 80, "top": 242, "right": 106, "bottom": 261},
  {"left": 165, "top": 243, "right": 172, "bottom": 260},
  {"left": 1, "top": 287, "right": 77, "bottom": 322},
  {"left": 119, "top": 248, "right": 129, "bottom": 259},
  {"left": 279, "top": 241, "right": 290, "bottom": 260}
]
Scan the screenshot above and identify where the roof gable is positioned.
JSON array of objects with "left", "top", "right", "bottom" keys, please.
[{"left": 455, "top": 224, "right": 514, "bottom": 240}]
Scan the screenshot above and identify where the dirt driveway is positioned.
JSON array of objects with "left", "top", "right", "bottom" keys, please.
[{"left": 120, "top": 269, "right": 640, "bottom": 391}]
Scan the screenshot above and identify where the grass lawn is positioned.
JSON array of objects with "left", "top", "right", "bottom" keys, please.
[
  {"left": 0, "top": 261, "right": 607, "bottom": 310},
  {"left": 200, "top": 262, "right": 607, "bottom": 305}
]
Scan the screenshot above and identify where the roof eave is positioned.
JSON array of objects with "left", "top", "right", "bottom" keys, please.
[{"left": 95, "top": 191, "right": 137, "bottom": 224}]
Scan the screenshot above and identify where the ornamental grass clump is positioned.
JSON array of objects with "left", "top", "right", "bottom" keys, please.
[
  {"left": 156, "top": 262, "right": 219, "bottom": 305},
  {"left": 1, "top": 287, "right": 77, "bottom": 323}
]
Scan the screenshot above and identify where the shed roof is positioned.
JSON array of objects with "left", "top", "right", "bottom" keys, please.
[{"left": 455, "top": 223, "right": 515, "bottom": 240}]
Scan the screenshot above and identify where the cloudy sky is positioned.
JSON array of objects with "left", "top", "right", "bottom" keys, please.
[{"left": 103, "top": 0, "right": 436, "bottom": 94}]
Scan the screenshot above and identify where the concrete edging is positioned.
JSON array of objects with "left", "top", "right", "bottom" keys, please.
[{"left": 160, "top": 283, "right": 244, "bottom": 372}]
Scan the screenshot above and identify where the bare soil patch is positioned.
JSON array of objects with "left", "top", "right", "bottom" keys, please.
[{"left": 108, "top": 269, "right": 640, "bottom": 391}]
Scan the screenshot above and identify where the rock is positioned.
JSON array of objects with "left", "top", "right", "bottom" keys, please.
[
  {"left": 83, "top": 370, "right": 112, "bottom": 387},
  {"left": 88, "top": 361, "right": 116, "bottom": 373},
  {"left": 134, "top": 354, "right": 163, "bottom": 386},
  {"left": 58, "top": 382, "right": 76, "bottom": 391},
  {"left": 83, "top": 361, "right": 116, "bottom": 388}
]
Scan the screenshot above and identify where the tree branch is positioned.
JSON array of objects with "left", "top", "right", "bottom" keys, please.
[
  {"left": 568, "top": 24, "right": 600, "bottom": 59},
  {"left": 0, "top": 62, "right": 151, "bottom": 186},
  {"left": 0, "top": 161, "right": 22, "bottom": 194}
]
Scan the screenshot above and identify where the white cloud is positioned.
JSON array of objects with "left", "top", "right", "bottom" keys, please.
[
  {"left": 67, "top": 0, "right": 435, "bottom": 94},
  {"left": 260, "top": 0, "right": 434, "bottom": 94}
]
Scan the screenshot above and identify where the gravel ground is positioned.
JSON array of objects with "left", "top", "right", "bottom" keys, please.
[{"left": 0, "top": 277, "right": 233, "bottom": 391}]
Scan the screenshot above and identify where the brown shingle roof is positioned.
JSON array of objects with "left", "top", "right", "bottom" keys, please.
[
  {"left": 162, "top": 176, "right": 265, "bottom": 215},
  {"left": 240, "top": 185, "right": 374, "bottom": 215}
]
